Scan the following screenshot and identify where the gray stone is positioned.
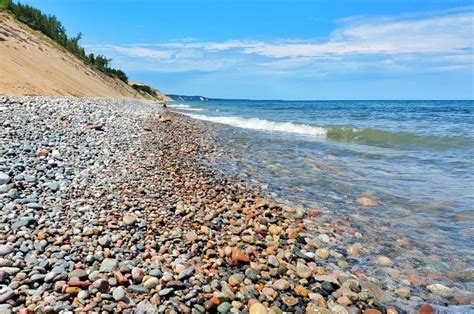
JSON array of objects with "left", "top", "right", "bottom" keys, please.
[
  {"left": 0, "top": 267, "right": 20, "bottom": 276},
  {"left": 77, "top": 290, "right": 89, "bottom": 302},
  {"left": 11, "top": 217, "right": 37, "bottom": 229},
  {"left": 100, "top": 258, "right": 118, "bottom": 272},
  {"left": 136, "top": 300, "right": 159, "bottom": 313},
  {"left": 268, "top": 255, "right": 279, "bottom": 267},
  {"left": 158, "top": 288, "right": 173, "bottom": 297},
  {"left": 69, "top": 269, "right": 88, "bottom": 279},
  {"left": 0, "top": 245, "right": 13, "bottom": 257},
  {"left": 178, "top": 267, "right": 194, "bottom": 280},
  {"left": 427, "top": 284, "right": 454, "bottom": 298},
  {"left": 127, "top": 285, "right": 149, "bottom": 294},
  {"left": 0, "top": 286, "right": 14, "bottom": 303},
  {"left": 48, "top": 181, "right": 60, "bottom": 192},
  {"left": 149, "top": 269, "right": 162, "bottom": 278},
  {"left": 0, "top": 173, "right": 10, "bottom": 185},
  {"left": 113, "top": 287, "right": 126, "bottom": 301},
  {"left": 26, "top": 203, "right": 43, "bottom": 209},
  {"left": 217, "top": 302, "right": 232, "bottom": 313}
]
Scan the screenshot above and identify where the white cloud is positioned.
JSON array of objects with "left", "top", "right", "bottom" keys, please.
[{"left": 85, "top": 7, "right": 474, "bottom": 75}]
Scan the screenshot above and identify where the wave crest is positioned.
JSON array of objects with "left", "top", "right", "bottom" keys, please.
[
  {"left": 187, "top": 114, "right": 328, "bottom": 137},
  {"left": 187, "top": 114, "right": 473, "bottom": 150}
]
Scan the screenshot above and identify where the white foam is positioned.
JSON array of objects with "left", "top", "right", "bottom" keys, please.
[
  {"left": 168, "top": 104, "right": 203, "bottom": 111},
  {"left": 180, "top": 108, "right": 204, "bottom": 111},
  {"left": 188, "top": 114, "right": 328, "bottom": 137},
  {"left": 167, "top": 104, "right": 190, "bottom": 109}
]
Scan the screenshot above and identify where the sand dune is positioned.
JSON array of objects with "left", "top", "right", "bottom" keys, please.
[{"left": 0, "top": 13, "right": 166, "bottom": 100}]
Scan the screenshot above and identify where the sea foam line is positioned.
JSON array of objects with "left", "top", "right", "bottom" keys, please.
[
  {"left": 167, "top": 104, "right": 204, "bottom": 111},
  {"left": 187, "top": 114, "right": 328, "bottom": 137}
]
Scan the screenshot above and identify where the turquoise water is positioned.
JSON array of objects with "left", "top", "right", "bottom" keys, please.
[{"left": 170, "top": 99, "right": 474, "bottom": 292}]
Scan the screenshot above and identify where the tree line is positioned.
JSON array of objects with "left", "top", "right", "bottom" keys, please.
[{"left": 0, "top": 0, "right": 129, "bottom": 83}]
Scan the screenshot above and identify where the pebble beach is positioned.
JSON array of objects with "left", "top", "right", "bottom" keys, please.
[{"left": 0, "top": 97, "right": 470, "bottom": 313}]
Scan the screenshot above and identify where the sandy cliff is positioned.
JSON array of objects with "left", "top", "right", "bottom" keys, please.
[{"left": 0, "top": 13, "right": 167, "bottom": 100}]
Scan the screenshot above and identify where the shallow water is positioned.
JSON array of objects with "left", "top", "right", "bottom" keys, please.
[{"left": 170, "top": 100, "right": 474, "bottom": 296}]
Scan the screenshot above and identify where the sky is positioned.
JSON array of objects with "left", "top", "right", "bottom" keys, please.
[{"left": 23, "top": 0, "right": 474, "bottom": 100}]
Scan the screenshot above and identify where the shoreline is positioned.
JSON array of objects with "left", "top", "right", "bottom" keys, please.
[{"left": 0, "top": 96, "right": 465, "bottom": 313}]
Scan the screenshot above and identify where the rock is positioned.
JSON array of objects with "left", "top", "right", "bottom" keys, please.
[
  {"left": 149, "top": 269, "right": 163, "bottom": 278},
  {"left": 376, "top": 256, "right": 392, "bottom": 266},
  {"left": 143, "top": 277, "right": 159, "bottom": 289},
  {"left": 69, "top": 269, "right": 88, "bottom": 279},
  {"left": 294, "top": 285, "right": 308, "bottom": 297},
  {"left": 51, "top": 149, "right": 61, "bottom": 159},
  {"left": 296, "top": 262, "right": 312, "bottom": 279},
  {"left": 185, "top": 231, "right": 198, "bottom": 242},
  {"left": 395, "top": 287, "right": 411, "bottom": 298},
  {"left": 347, "top": 245, "right": 360, "bottom": 256},
  {"left": 245, "top": 268, "right": 258, "bottom": 281},
  {"left": 123, "top": 215, "right": 137, "bottom": 225},
  {"left": 363, "top": 310, "right": 382, "bottom": 314},
  {"left": 249, "top": 302, "right": 267, "bottom": 314},
  {"left": 231, "top": 248, "right": 250, "bottom": 263},
  {"left": 262, "top": 287, "right": 278, "bottom": 299},
  {"left": 228, "top": 275, "right": 241, "bottom": 286},
  {"left": 136, "top": 300, "right": 158, "bottom": 312},
  {"left": 329, "top": 304, "right": 349, "bottom": 314},
  {"left": 113, "top": 287, "right": 126, "bottom": 301},
  {"left": 159, "top": 288, "right": 173, "bottom": 297},
  {"left": 282, "top": 295, "right": 298, "bottom": 307},
  {"left": 100, "top": 258, "right": 119, "bottom": 272},
  {"left": 316, "top": 248, "right": 330, "bottom": 260},
  {"left": 0, "top": 245, "right": 13, "bottom": 257},
  {"left": 221, "top": 283, "right": 235, "bottom": 300},
  {"left": 0, "top": 287, "right": 15, "bottom": 303},
  {"left": 85, "top": 123, "right": 103, "bottom": 130},
  {"left": 0, "top": 267, "right": 20, "bottom": 276},
  {"left": 217, "top": 302, "right": 231, "bottom": 313},
  {"left": 36, "top": 149, "right": 49, "bottom": 157},
  {"left": 64, "top": 287, "right": 81, "bottom": 295},
  {"left": 0, "top": 173, "right": 10, "bottom": 185},
  {"left": 337, "top": 295, "right": 352, "bottom": 306},
  {"left": 268, "top": 225, "right": 281, "bottom": 235},
  {"left": 98, "top": 235, "right": 110, "bottom": 247},
  {"left": 77, "top": 290, "right": 89, "bottom": 301},
  {"left": 418, "top": 304, "right": 435, "bottom": 314},
  {"left": 132, "top": 267, "right": 144, "bottom": 283},
  {"left": 318, "top": 234, "right": 330, "bottom": 243},
  {"left": 127, "top": 285, "right": 149, "bottom": 294},
  {"left": 268, "top": 255, "right": 279, "bottom": 267},
  {"left": 274, "top": 279, "right": 290, "bottom": 290},
  {"left": 48, "top": 181, "right": 60, "bottom": 192},
  {"left": 178, "top": 267, "right": 194, "bottom": 280},
  {"left": 11, "top": 217, "right": 37, "bottom": 229},
  {"left": 427, "top": 283, "right": 454, "bottom": 297},
  {"left": 357, "top": 196, "right": 378, "bottom": 206},
  {"left": 92, "top": 279, "right": 109, "bottom": 293}
]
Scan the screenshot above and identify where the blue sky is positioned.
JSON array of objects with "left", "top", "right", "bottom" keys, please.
[{"left": 23, "top": 0, "right": 474, "bottom": 99}]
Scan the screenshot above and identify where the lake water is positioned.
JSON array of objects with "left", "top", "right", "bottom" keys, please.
[{"left": 169, "top": 99, "right": 474, "bottom": 300}]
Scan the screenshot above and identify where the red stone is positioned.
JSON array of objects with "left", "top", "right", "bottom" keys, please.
[
  {"left": 67, "top": 280, "right": 91, "bottom": 288},
  {"left": 363, "top": 310, "right": 382, "bottom": 314},
  {"left": 418, "top": 304, "right": 435, "bottom": 314}
]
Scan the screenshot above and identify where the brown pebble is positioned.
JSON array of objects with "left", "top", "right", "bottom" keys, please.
[
  {"left": 64, "top": 287, "right": 81, "bottom": 295},
  {"left": 363, "top": 310, "right": 382, "bottom": 314},
  {"left": 231, "top": 247, "right": 250, "bottom": 263},
  {"left": 294, "top": 285, "right": 308, "bottom": 297},
  {"left": 418, "top": 304, "right": 435, "bottom": 314}
]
